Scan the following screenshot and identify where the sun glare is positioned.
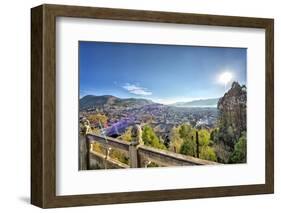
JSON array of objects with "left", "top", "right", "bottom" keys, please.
[{"left": 219, "top": 72, "right": 233, "bottom": 85}]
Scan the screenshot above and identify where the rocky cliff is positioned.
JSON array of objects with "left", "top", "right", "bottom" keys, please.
[{"left": 217, "top": 82, "right": 247, "bottom": 149}]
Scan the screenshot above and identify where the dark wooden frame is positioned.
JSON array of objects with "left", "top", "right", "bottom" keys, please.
[{"left": 31, "top": 4, "right": 274, "bottom": 208}]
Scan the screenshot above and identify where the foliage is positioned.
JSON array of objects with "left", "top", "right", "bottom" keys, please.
[
  {"left": 142, "top": 125, "right": 166, "bottom": 150},
  {"left": 179, "top": 124, "right": 196, "bottom": 156},
  {"left": 159, "top": 136, "right": 166, "bottom": 148},
  {"left": 146, "top": 162, "right": 159, "bottom": 168},
  {"left": 163, "top": 135, "right": 170, "bottom": 148},
  {"left": 210, "top": 128, "right": 219, "bottom": 142},
  {"left": 118, "top": 127, "right": 132, "bottom": 143},
  {"left": 91, "top": 142, "right": 129, "bottom": 164},
  {"left": 180, "top": 140, "right": 196, "bottom": 157},
  {"left": 91, "top": 127, "right": 101, "bottom": 134},
  {"left": 179, "top": 124, "right": 195, "bottom": 139},
  {"left": 178, "top": 124, "right": 217, "bottom": 161},
  {"left": 223, "top": 126, "right": 235, "bottom": 147},
  {"left": 229, "top": 132, "right": 247, "bottom": 163},
  {"left": 197, "top": 129, "right": 217, "bottom": 161},
  {"left": 212, "top": 142, "right": 232, "bottom": 163},
  {"left": 198, "top": 129, "right": 210, "bottom": 146},
  {"left": 200, "top": 146, "right": 217, "bottom": 161},
  {"left": 110, "top": 149, "right": 129, "bottom": 164},
  {"left": 169, "top": 126, "right": 183, "bottom": 153},
  {"left": 91, "top": 142, "right": 104, "bottom": 154},
  {"left": 87, "top": 113, "right": 108, "bottom": 128}
]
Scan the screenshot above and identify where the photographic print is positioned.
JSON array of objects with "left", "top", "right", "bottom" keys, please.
[
  {"left": 31, "top": 5, "right": 273, "bottom": 207},
  {"left": 79, "top": 41, "right": 247, "bottom": 170}
]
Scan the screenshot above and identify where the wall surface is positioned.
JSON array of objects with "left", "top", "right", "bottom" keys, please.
[{"left": 0, "top": 0, "right": 279, "bottom": 212}]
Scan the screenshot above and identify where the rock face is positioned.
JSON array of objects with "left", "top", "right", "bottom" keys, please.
[{"left": 217, "top": 82, "right": 247, "bottom": 149}]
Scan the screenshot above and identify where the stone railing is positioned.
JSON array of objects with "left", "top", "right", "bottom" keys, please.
[{"left": 79, "top": 125, "right": 219, "bottom": 170}]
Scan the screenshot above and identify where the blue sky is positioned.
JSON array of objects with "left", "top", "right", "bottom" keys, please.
[{"left": 79, "top": 41, "right": 246, "bottom": 104}]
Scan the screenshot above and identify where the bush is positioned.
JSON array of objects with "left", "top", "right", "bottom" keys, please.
[
  {"left": 142, "top": 125, "right": 166, "bottom": 150},
  {"left": 229, "top": 132, "right": 247, "bottom": 163},
  {"left": 200, "top": 146, "right": 217, "bottom": 161}
]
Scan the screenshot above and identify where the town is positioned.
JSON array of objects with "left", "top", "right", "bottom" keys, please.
[{"left": 80, "top": 101, "right": 218, "bottom": 142}]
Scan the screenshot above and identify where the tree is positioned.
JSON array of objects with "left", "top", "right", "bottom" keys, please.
[
  {"left": 213, "top": 141, "right": 232, "bottom": 163},
  {"left": 196, "top": 129, "right": 217, "bottom": 161},
  {"left": 169, "top": 126, "right": 183, "bottom": 153},
  {"left": 198, "top": 129, "right": 210, "bottom": 146},
  {"left": 163, "top": 135, "right": 170, "bottom": 149},
  {"left": 178, "top": 126, "right": 217, "bottom": 161},
  {"left": 210, "top": 128, "right": 220, "bottom": 144},
  {"left": 200, "top": 146, "right": 217, "bottom": 161},
  {"left": 179, "top": 124, "right": 196, "bottom": 156},
  {"left": 142, "top": 125, "right": 166, "bottom": 150},
  {"left": 87, "top": 113, "right": 108, "bottom": 128},
  {"left": 118, "top": 127, "right": 132, "bottom": 143},
  {"left": 180, "top": 140, "right": 196, "bottom": 156},
  {"left": 229, "top": 132, "right": 247, "bottom": 163},
  {"left": 159, "top": 136, "right": 165, "bottom": 147},
  {"left": 179, "top": 124, "right": 194, "bottom": 139}
]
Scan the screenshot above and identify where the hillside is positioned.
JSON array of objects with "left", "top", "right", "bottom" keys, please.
[
  {"left": 171, "top": 98, "right": 219, "bottom": 108},
  {"left": 80, "top": 95, "right": 153, "bottom": 110}
]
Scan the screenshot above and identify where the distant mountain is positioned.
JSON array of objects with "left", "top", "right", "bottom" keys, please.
[
  {"left": 80, "top": 95, "right": 154, "bottom": 110},
  {"left": 171, "top": 98, "right": 219, "bottom": 108}
]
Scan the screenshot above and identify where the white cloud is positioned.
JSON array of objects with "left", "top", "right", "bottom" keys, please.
[{"left": 122, "top": 83, "right": 152, "bottom": 96}]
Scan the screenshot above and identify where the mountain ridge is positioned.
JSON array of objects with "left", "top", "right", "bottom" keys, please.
[
  {"left": 170, "top": 98, "right": 219, "bottom": 108},
  {"left": 80, "top": 95, "right": 154, "bottom": 110},
  {"left": 80, "top": 95, "right": 220, "bottom": 110}
]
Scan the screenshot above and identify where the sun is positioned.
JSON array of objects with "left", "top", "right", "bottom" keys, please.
[
  {"left": 218, "top": 71, "right": 233, "bottom": 91},
  {"left": 219, "top": 72, "right": 233, "bottom": 85}
]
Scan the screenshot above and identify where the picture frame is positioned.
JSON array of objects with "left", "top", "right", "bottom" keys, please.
[{"left": 31, "top": 4, "right": 274, "bottom": 208}]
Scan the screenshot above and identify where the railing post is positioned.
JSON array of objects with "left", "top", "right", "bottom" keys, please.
[
  {"left": 129, "top": 142, "right": 139, "bottom": 168},
  {"left": 86, "top": 135, "right": 91, "bottom": 170},
  {"left": 196, "top": 131, "right": 199, "bottom": 158},
  {"left": 129, "top": 124, "right": 143, "bottom": 168},
  {"left": 104, "top": 147, "right": 111, "bottom": 169},
  {"left": 80, "top": 119, "right": 92, "bottom": 170},
  {"left": 79, "top": 135, "right": 88, "bottom": 170}
]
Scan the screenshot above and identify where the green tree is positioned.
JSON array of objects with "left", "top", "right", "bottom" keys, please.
[
  {"left": 142, "top": 125, "right": 166, "bottom": 150},
  {"left": 200, "top": 146, "right": 217, "bottom": 161},
  {"left": 210, "top": 128, "right": 218, "bottom": 142},
  {"left": 198, "top": 129, "right": 210, "bottom": 146},
  {"left": 229, "top": 132, "right": 247, "bottom": 163},
  {"left": 180, "top": 140, "right": 196, "bottom": 156},
  {"left": 169, "top": 126, "right": 183, "bottom": 153},
  {"left": 87, "top": 113, "right": 108, "bottom": 128},
  {"left": 197, "top": 129, "right": 217, "bottom": 161},
  {"left": 167, "top": 124, "right": 218, "bottom": 162},
  {"left": 179, "top": 124, "right": 194, "bottom": 139},
  {"left": 179, "top": 124, "right": 196, "bottom": 156},
  {"left": 118, "top": 127, "right": 132, "bottom": 143}
]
